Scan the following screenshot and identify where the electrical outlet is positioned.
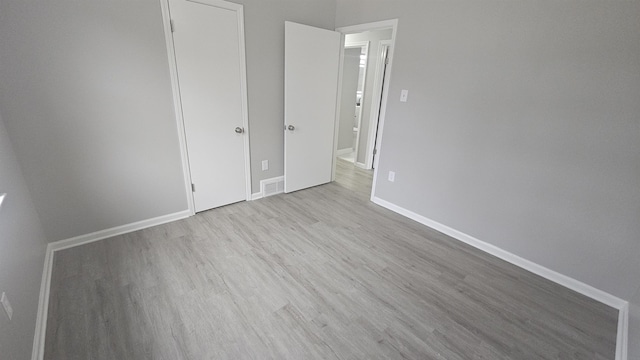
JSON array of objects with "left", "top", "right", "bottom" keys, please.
[
  {"left": 261, "top": 160, "right": 269, "bottom": 171},
  {"left": 388, "top": 171, "right": 395, "bottom": 182},
  {"left": 1, "top": 292, "right": 13, "bottom": 320}
]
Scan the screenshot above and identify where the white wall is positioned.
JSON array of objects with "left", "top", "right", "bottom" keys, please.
[
  {"left": 336, "top": 0, "right": 640, "bottom": 303},
  {"left": 0, "top": 114, "right": 47, "bottom": 360},
  {"left": 0, "top": 0, "right": 189, "bottom": 242},
  {"left": 345, "top": 29, "right": 392, "bottom": 165},
  {"left": 338, "top": 48, "right": 361, "bottom": 151}
]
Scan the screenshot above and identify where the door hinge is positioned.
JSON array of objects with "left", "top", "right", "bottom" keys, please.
[
  {"left": 385, "top": 57, "right": 389, "bottom": 65},
  {"left": 373, "top": 148, "right": 377, "bottom": 155},
  {"left": 191, "top": 183, "right": 195, "bottom": 192},
  {"left": 170, "top": 19, "right": 175, "bottom": 33}
]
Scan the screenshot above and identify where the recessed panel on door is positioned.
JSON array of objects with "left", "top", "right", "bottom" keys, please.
[{"left": 169, "top": 0, "right": 248, "bottom": 212}]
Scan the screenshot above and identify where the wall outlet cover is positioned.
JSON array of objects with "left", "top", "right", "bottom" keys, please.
[
  {"left": 388, "top": 171, "right": 396, "bottom": 182},
  {"left": 262, "top": 160, "right": 269, "bottom": 171}
]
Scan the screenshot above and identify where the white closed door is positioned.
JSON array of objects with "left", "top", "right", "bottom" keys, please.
[
  {"left": 284, "top": 22, "right": 341, "bottom": 193},
  {"left": 169, "top": 0, "right": 249, "bottom": 212}
]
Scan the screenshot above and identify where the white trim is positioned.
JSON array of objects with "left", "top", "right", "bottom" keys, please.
[
  {"left": 364, "top": 39, "right": 391, "bottom": 170},
  {"left": 616, "top": 303, "right": 629, "bottom": 360},
  {"left": 336, "top": 19, "right": 398, "bottom": 34},
  {"left": 354, "top": 162, "right": 368, "bottom": 170},
  {"left": 30, "top": 243, "right": 53, "bottom": 360},
  {"left": 50, "top": 210, "right": 191, "bottom": 252},
  {"left": 251, "top": 192, "right": 263, "bottom": 201},
  {"left": 369, "top": 21, "right": 398, "bottom": 202},
  {"left": 342, "top": 41, "right": 369, "bottom": 168},
  {"left": 371, "top": 196, "right": 627, "bottom": 309},
  {"left": 160, "top": 0, "right": 196, "bottom": 216},
  {"left": 336, "top": 148, "right": 353, "bottom": 156},
  {"left": 187, "top": 0, "right": 241, "bottom": 10},
  {"left": 370, "top": 196, "right": 630, "bottom": 359},
  {"left": 344, "top": 40, "right": 369, "bottom": 48},
  {"left": 331, "top": 33, "right": 346, "bottom": 183}
]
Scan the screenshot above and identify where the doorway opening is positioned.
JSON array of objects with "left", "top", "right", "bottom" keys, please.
[
  {"left": 333, "top": 20, "right": 397, "bottom": 197},
  {"left": 336, "top": 42, "right": 369, "bottom": 164}
]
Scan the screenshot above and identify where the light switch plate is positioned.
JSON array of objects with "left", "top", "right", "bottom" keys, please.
[
  {"left": 388, "top": 171, "right": 396, "bottom": 182},
  {"left": 1, "top": 292, "right": 13, "bottom": 320},
  {"left": 400, "top": 89, "right": 409, "bottom": 102},
  {"left": 262, "top": 160, "right": 269, "bottom": 171}
]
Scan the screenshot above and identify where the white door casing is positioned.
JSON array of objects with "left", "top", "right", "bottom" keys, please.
[
  {"left": 371, "top": 41, "right": 391, "bottom": 170},
  {"left": 284, "top": 21, "right": 341, "bottom": 193},
  {"left": 167, "top": 0, "right": 250, "bottom": 212},
  {"left": 335, "top": 19, "right": 398, "bottom": 202},
  {"left": 344, "top": 41, "right": 370, "bottom": 167}
]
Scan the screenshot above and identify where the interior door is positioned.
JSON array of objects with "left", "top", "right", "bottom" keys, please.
[
  {"left": 284, "top": 21, "right": 341, "bottom": 193},
  {"left": 169, "top": 0, "right": 248, "bottom": 212}
]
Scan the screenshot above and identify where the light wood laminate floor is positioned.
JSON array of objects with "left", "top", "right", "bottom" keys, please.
[{"left": 45, "top": 159, "right": 618, "bottom": 359}]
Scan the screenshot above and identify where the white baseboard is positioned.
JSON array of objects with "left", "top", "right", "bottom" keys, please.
[
  {"left": 49, "top": 210, "right": 191, "bottom": 252},
  {"left": 336, "top": 148, "right": 352, "bottom": 156},
  {"left": 371, "top": 196, "right": 629, "bottom": 360},
  {"left": 616, "top": 303, "right": 629, "bottom": 360},
  {"left": 251, "top": 192, "right": 263, "bottom": 200},
  {"left": 354, "top": 161, "right": 368, "bottom": 170},
  {"left": 31, "top": 209, "right": 191, "bottom": 360}
]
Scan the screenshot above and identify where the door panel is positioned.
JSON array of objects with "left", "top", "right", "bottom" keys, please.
[
  {"left": 284, "top": 21, "right": 341, "bottom": 193},
  {"left": 169, "top": 0, "right": 247, "bottom": 212}
]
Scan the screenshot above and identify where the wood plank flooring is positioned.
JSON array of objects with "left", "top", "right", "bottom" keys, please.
[{"left": 44, "top": 159, "right": 619, "bottom": 359}]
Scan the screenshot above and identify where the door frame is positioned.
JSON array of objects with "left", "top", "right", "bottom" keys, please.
[
  {"left": 371, "top": 40, "right": 391, "bottom": 170},
  {"left": 160, "top": 0, "right": 252, "bottom": 215},
  {"left": 334, "top": 19, "right": 398, "bottom": 201},
  {"left": 340, "top": 41, "right": 370, "bottom": 166}
]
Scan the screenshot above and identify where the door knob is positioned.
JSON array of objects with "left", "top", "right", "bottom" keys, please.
[
  {"left": 287, "top": 125, "right": 295, "bottom": 131},
  {"left": 235, "top": 127, "right": 244, "bottom": 134}
]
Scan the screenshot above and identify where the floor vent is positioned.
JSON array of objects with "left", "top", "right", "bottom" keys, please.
[{"left": 261, "top": 176, "right": 284, "bottom": 198}]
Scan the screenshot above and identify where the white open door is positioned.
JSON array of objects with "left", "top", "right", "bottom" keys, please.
[
  {"left": 168, "top": 0, "right": 250, "bottom": 212},
  {"left": 284, "top": 21, "right": 341, "bottom": 193}
]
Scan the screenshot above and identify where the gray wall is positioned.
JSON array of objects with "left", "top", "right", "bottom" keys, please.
[
  {"left": 0, "top": 114, "right": 47, "bottom": 360},
  {"left": 345, "top": 29, "right": 392, "bottom": 165},
  {"left": 338, "top": 48, "right": 361, "bottom": 151},
  {"left": 235, "top": 0, "right": 337, "bottom": 191},
  {"left": 0, "top": 0, "right": 189, "bottom": 242},
  {"left": 336, "top": 0, "right": 640, "bottom": 304},
  {"left": 0, "top": 0, "right": 337, "bottom": 241},
  {"left": 631, "top": 286, "right": 640, "bottom": 360}
]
